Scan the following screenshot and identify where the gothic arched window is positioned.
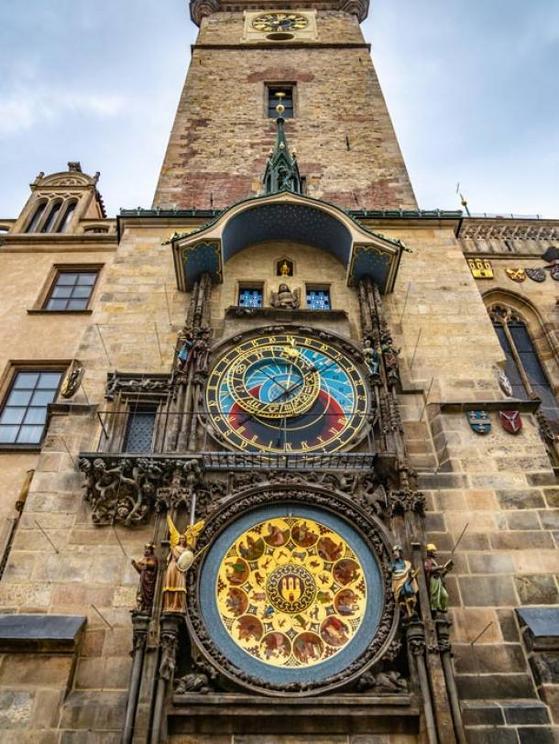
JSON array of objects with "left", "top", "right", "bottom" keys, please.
[
  {"left": 25, "top": 200, "right": 48, "bottom": 233},
  {"left": 41, "top": 199, "right": 63, "bottom": 233},
  {"left": 490, "top": 305, "right": 559, "bottom": 427},
  {"left": 59, "top": 200, "right": 78, "bottom": 233}
]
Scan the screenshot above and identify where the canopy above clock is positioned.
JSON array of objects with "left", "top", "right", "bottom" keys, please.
[{"left": 170, "top": 190, "right": 406, "bottom": 293}]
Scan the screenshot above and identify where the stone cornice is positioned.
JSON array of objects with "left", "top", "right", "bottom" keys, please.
[{"left": 190, "top": 0, "right": 369, "bottom": 26}]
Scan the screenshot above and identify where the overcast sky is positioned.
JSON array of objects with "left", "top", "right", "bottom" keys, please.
[{"left": 1, "top": 0, "right": 558, "bottom": 218}]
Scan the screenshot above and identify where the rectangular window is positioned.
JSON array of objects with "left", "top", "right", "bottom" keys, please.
[
  {"left": 0, "top": 370, "right": 62, "bottom": 445},
  {"left": 124, "top": 406, "right": 156, "bottom": 453},
  {"left": 306, "top": 288, "right": 331, "bottom": 310},
  {"left": 267, "top": 85, "right": 294, "bottom": 118},
  {"left": 238, "top": 287, "right": 263, "bottom": 308},
  {"left": 44, "top": 270, "right": 98, "bottom": 311}
]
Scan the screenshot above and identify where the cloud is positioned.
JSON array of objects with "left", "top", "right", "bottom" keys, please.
[{"left": 0, "top": 87, "right": 127, "bottom": 137}]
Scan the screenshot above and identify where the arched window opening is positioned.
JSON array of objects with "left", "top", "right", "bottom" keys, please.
[
  {"left": 41, "top": 200, "right": 63, "bottom": 233},
  {"left": 490, "top": 305, "right": 559, "bottom": 428},
  {"left": 25, "top": 201, "right": 48, "bottom": 233},
  {"left": 59, "top": 200, "right": 77, "bottom": 233}
]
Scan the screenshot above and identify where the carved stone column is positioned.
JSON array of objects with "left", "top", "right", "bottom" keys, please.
[
  {"left": 407, "top": 620, "right": 439, "bottom": 744},
  {"left": 436, "top": 617, "right": 467, "bottom": 744},
  {"left": 150, "top": 613, "right": 180, "bottom": 744},
  {"left": 122, "top": 612, "right": 150, "bottom": 744}
]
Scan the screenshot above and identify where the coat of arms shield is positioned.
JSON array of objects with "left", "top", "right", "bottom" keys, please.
[
  {"left": 499, "top": 410, "right": 522, "bottom": 434},
  {"left": 467, "top": 410, "right": 491, "bottom": 435},
  {"left": 525, "top": 268, "right": 546, "bottom": 283},
  {"left": 505, "top": 268, "right": 526, "bottom": 283}
]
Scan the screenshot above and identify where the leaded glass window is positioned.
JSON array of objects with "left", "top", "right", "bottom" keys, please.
[
  {"left": 124, "top": 407, "right": 156, "bottom": 453},
  {"left": 45, "top": 270, "right": 98, "bottom": 311},
  {"left": 239, "top": 287, "right": 263, "bottom": 308},
  {"left": 0, "top": 370, "right": 62, "bottom": 445},
  {"left": 306, "top": 288, "right": 331, "bottom": 310}
]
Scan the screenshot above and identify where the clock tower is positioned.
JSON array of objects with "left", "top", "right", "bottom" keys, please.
[
  {"left": 154, "top": 0, "right": 417, "bottom": 211},
  {"left": 3, "top": 0, "right": 558, "bottom": 743}
]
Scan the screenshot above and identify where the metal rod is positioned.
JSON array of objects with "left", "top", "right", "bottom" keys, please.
[
  {"left": 410, "top": 328, "right": 423, "bottom": 370},
  {"left": 399, "top": 281, "right": 411, "bottom": 324},
  {"left": 95, "top": 324, "right": 112, "bottom": 365},
  {"left": 418, "top": 376, "right": 435, "bottom": 421},
  {"left": 451, "top": 522, "right": 470, "bottom": 556},
  {"left": 154, "top": 322, "right": 164, "bottom": 366},
  {"left": 470, "top": 621, "right": 493, "bottom": 647},
  {"left": 34, "top": 520, "right": 59, "bottom": 554},
  {"left": 96, "top": 411, "right": 110, "bottom": 440},
  {"left": 163, "top": 283, "right": 173, "bottom": 326},
  {"left": 112, "top": 525, "right": 128, "bottom": 558},
  {"left": 90, "top": 603, "right": 114, "bottom": 630}
]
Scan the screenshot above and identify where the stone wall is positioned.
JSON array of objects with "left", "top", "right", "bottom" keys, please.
[{"left": 153, "top": 11, "right": 416, "bottom": 212}]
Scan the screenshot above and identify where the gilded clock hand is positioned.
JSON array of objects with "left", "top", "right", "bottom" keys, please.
[{"left": 269, "top": 359, "right": 337, "bottom": 405}]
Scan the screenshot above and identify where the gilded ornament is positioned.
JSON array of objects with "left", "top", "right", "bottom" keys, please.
[
  {"left": 467, "top": 258, "right": 494, "bottom": 279},
  {"left": 505, "top": 268, "right": 526, "bottom": 282}
]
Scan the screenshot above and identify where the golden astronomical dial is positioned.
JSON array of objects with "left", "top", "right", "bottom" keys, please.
[
  {"left": 251, "top": 12, "right": 309, "bottom": 33},
  {"left": 206, "top": 333, "right": 370, "bottom": 454},
  {"left": 216, "top": 516, "right": 367, "bottom": 668}
]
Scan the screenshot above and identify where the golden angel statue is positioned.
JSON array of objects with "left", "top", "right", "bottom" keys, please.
[{"left": 162, "top": 515, "right": 205, "bottom": 613}]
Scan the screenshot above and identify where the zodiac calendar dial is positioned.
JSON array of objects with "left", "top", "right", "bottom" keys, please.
[
  {"left": 205, "top": 333, "right": 369, "bottom": 454},
  {"left": 216, "top": 516, "right": 367, "bottom": 668}
]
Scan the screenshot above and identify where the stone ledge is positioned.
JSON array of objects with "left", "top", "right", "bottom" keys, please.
[
  {"left": 0, "top": 613, "right": 86, "bottom": 653},
  {"left": 437, "top": 399, "right": 541, "bottom": 414},
  {"left": 516, "top": 607, "right": 559, "bottom": 651}
]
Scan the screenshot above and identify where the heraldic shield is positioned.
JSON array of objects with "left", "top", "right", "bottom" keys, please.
[
  {"left": 499, "top": 410, "right": 522, "bottom": 434},
  {"left": 467, "top": 410, "right": 491, "bottom": 435}
]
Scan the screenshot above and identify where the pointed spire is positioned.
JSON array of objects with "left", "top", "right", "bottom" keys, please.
[{"left": 263, "top": 94, "right": 303, "bottom": 195}]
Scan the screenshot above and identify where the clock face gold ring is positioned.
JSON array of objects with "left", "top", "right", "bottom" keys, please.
[
  {"left": 227, "top": 342, "right": 321, "bottom": 419},
  {"left": 206, "top": 332, "right": 370, "bottom": 454},
  {"left": 251, "top": 12, "right": 309, "bottom": 33}
]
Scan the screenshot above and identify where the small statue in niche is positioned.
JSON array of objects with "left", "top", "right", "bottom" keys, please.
[
  {"left": 277, "top": 259, "right": 293, "bottom": 278},
  {"left": 382, "top": 341, "right": 400, "bottom": 382},
  {"left": 363, "top": 339, "right": 380, "bottom": 377},
  {"left": 270, "top": 283, "right": 300, "bottom": 310},
  {"left": 162, "top": 515, "right": 205, "bottom": 613},
  {"left": 390, "top": 545, "right": 419, "bottom": 619},
  {"left": 424, "top": 543, "right": 453, "bottom": 614},
  {"left": 191, "top": 327, "right": 211, "bottom": 374},
  {"left": 131, "top": 544, "right": 159, "bottom": 614},
  {"left": 60, "top": 360, "right": 84, "bottom": 399},
  {"left": 177, "top": 332, "right": 194, "bottom": 370}
]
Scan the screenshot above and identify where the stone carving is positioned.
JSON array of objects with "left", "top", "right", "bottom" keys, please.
[
  {"left": 363, "top": 338, "right": 380, "bottom": 378},
  {"left": 424, "top": 544, "right": 453, "bottom": 614},
  {"left": 131, "top": 544, "right": 159, "bottom": 614},
  {"left": 79, "top": 455, "right": 224, "bottom": 526},
  {"left": 356, "top": 669, "right": 409, "bottom": 694},
  {"left": 270, "top": 283, "right": 300, "bottom": 309},
  {"left": 105, "top": 373, "right": 172, "bottom": 401},
  {"left": 390, "top": 545, "right": 418, "bottom": 620},
  {"left": 162, "top": 516, "right": 205, "bottom": 613},
  {"left": 60, "top": 360, "right": 84, "bottom": 399}
]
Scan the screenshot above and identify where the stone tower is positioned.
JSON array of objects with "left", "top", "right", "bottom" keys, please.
[
  {"left": 0, "top": 2, "right": 558, "bottom": 743},
  {"left": 153, "top": 0, "right": 417, "bottom": 210}
]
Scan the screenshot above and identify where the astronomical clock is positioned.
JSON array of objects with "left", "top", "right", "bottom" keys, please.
[
  {"left": 179, "top": 327, "right": 398, "bottom": 696},
  {"left": 205, "top": 332, "right": 369, "bottom": 454}
]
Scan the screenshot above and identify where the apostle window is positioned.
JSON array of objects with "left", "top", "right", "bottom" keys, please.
[
  {"left": 0, "top": 369, "right": 62, "bottom": 445},
  {"left": 306, "top": 287, "right": 331, "bottom": 310},
  {"left": 238, "top": 286, "right": 263, "bottom": 308},
  {"left": 44, "top": 269, "right": 99, "bottom": 311},
  {"left": 267, "top": 85, "right": 294, "bottom": 118}
]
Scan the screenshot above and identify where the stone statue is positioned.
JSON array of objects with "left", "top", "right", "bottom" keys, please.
[
  {"left": 60, "top": 360, "right": 84, "bottom": 399},
  {"left": 191, "top": 327, "right": 211, "bottom": 374},
  {"left": 162, "top": 515, "right": 205, "bottom": 613},
  {"left": 270, "top": 283, "right": 300, "bottom": 310},
  {"left": 177, "top": 332, "right": 193, "bottom": 370},
  {"left": 356, "top": 669, "right": 408, "bottom": 694},
  {"left": 424, "top": 543, "right": 453, "bottom": 613},
  {"left": 131, "top": 544, "right": 159, "bottom": 614},
  {"left": 390, "top": 545, "right": 418, "bottom": 619},
  {"left": 363, "top": 339, "right": 380, "bottom": 377}
]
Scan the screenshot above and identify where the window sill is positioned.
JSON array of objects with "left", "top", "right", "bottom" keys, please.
[
  {"left": 27, "top": 309, "right": 93, "bottom": 315},
  {"left": 0, "top": 444, "right": 42, "bottom": 453}
]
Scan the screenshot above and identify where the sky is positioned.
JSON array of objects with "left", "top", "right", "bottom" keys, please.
[{"left": 0, "top": 0, "right": 558, "bottom": 219}]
